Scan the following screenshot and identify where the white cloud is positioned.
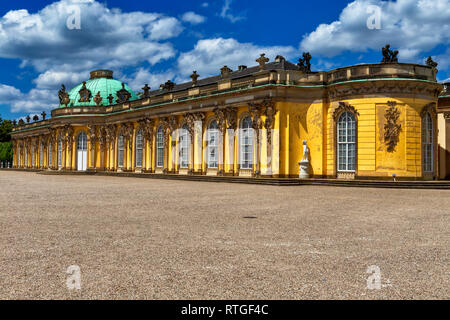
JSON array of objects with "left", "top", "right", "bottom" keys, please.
[
  {"left": 119, "top": 68, "right": 175, "bottom": 92},
  {"left": 0, "top": 84, "right": 22, "bottom": 104},
  {"left": 220, "top": 0, "right": 245, "bottom": 23},
  {"left": 177, "top": 37, "right": 296, "bottom": 78},
  {"left": 201, "top": 3, "right": 209, "bottom": 8},
  {"left": 147, "top": 17, "right": 183, "bottom": 40},
  {"left": 300, "top": 0, "right": 450, "bottom": 61},
  {"left": 0, "top": 0, "right": 185, "bottom": 113},
  {"left": 181, "top": 12, "right": 206, "bottom": 25},
  {"left": 0, "top": 0, "right": 180, "bottom": 72},
  {"left": 0, "top": 84, "right": 56, "bottom": 114}
]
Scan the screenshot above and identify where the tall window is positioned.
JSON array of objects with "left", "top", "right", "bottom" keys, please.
[
  {"left": 422, "top": 113, "right": 433, "bottom": 173},
  {"left": 337, "top": 112, "right": 356, "bottom": 172},
  {"left": 18, "top": 146, "right": 21, "bottom": 166},
  {"left": 135, "top": 129, "right": 143, "bottom": 168},
  {"left": 208, "top": 120, "right": 219, "bottom": 169},
  {"left": 179, "top": 125, "right": 190, "bottom": 169},
  {"left": 156, "top": 127, "right": 164, "bottom": 168},
  {"left": 240, "top": 116, "right": 253, "bottom": 170},
  {"left": 118, "top": 135, "right": 124, "bottom": 167},
  {"left": 24, "top": 146, "right": 28, "bottom": 167},
  {"left": 48, "top": 143, "right": 52, "bottom": 168},
  {"left": 58, "top": 139, "right": 62, "bottom": 167}
]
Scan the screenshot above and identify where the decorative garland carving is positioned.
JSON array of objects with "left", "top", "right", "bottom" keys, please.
[
  {"left": 225, "top": 107, "right": 237, "bottom": 130},
  {"left": 58, "top": 84, "right": 70, "bottom": 107},
  {"left": 384, "top": 101, "right": 402, "bottom": 153},
  {"left": 105, "top": 124, "right": 117, "bottom": 143},
  {"left": 78, "top": 82, "right": 92, "bottom": 103},
  {"left": 213, "top": 108, "right": 226, "bottom": 133},
  {"left": 263, "top": 100, "right": 278, "bottom": 145},
  {"left": 87, "top": 124, "right": 97, "bottom": 151},
  {"left": 444, "top": 112, "right": 450, "bottom": 120},
  {"left": 138, "top": 118, "right": 155, "bottom": 143},
  {"left": 328, "top": 83, "right": 441, "bottom": 100},
  {"left": 333, "top": 102, "right": 359, "bottom": 120},
  {"left": 98, "top": 126, "right": 106, "bottom": 148}
]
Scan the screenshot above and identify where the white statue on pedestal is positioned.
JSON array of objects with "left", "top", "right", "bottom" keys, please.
[{"left": 299, "top": 140, "right": 310, "bottom": 179}]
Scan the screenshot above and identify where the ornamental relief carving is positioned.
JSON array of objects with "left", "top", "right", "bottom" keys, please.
[
  {"left": 384, "top": 101, "right": 402, "bottom": 153},
  {"left": 213, "top": 107, "right": 226, "bottom": 133},
  {"left": 224, "top": 107, "right": 237, "bottom": 130},
  {"left": 328, "top": 83, "right": 441, "bottom": 100},
  {"left": 87, "top": 125, "right": 96, "bottom": 151},
  {"left": 138, "top": 118, "right": 155, "bottom": 142},
  {"left": 444, "top": 112, "right": 450, "bottom": 120},
  {"left": 332, "top": 102, "right": 359, "bottom": 120}
]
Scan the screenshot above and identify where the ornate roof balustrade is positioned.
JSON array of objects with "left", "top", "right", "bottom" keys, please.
[{"left": 12, "top": 61, "right": 440, "bottom": 134}]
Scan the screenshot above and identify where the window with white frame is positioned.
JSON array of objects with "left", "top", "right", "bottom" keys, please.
[
  {"left": 156, "top": 127, "right": 164, "bottom": 168},
  {"left": 422, "top": 113, "right": 433, "bottom": 173},
  {"left": 58, "top": 139, "right": 62, "bottom": 167},
  {"left": 337, "top": 111, "right": 356, "bottom": 172},
  {"left": 208, "top": 120, "right": 219, "bottom": 169},
  {"left": 179, "top": 125, "right": 190, "bottom": 169},
  {"left": 118, "top": 135, "right": 124, "bottom": 167},
  {"left": 135, "top": 129, "right": 143, "bottom": 168},
  {"left": 240, "top": 116, "right": 253, "bottom": 170}
]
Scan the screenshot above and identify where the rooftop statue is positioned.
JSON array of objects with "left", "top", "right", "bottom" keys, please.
[
  {"left": 426, "top": 56, "right": 438, "bottom": 68},
  {"left": 297, "top": 52, "right": 312, "bottom": 73},
  {"left": 58, "top": 84, "right": 70, "bottom": 107},
  {"left": 381, "top": 44, "right": 399, "bottom": 63}
]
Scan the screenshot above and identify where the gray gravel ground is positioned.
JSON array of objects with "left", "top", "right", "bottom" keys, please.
[{"left": 0, "top": 171, "right": 448, "bottom": 300}]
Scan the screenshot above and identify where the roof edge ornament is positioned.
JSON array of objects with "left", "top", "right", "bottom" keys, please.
[{"left": 381, "top": 44, "right": 399, "bottom": 63}]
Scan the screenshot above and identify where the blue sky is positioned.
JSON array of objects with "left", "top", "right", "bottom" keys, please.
[{"left": 0, "top": 0, "right": 449, "bottom": 120}]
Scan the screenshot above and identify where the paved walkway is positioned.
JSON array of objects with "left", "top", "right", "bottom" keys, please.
[{"left": 0, "top": 171, "right": 448, "bottom": 299}]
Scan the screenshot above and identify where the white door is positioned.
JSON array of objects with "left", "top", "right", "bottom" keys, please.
[{"left": 77, "top": 132, "right": 87, "bottom": 171}]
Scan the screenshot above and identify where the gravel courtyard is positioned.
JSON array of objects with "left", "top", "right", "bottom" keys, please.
[{"left": 0, "top": 171, "right": 448, "bottom": 300}]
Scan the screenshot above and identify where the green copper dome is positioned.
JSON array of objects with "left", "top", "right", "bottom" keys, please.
[{"left": 60, "top": 70, "right": 137, "bottom": 108}]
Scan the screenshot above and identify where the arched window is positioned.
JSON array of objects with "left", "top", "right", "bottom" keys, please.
[
  {"left": 422, "top": 113, "right": 433, "bottom": 173},
  {"left": 135, "top": 129, "right": 143, "bottom": 168},
  {"left": 48, "top": 142, "right": 52, "bottom": 168},
  {"left": 24, "top": 145, "right": 28, "bottom": 167},
  {"left": 337, "top": 112, "right": 356, "bottom": 172},
  {"left": 58, "top": 138, "right": 62, "bottom": 167},
  {"left": 179, "top": 125, "right": 190, "bottom": 169},
  {"left": 208, "top": 120, "right": 219, "bottom": 169},
  {"left": 118, "top": 135, "right": 124, "bottom": 167},
  {"left": 240, "top": 116, "right": 253, "bottom": 170},
  {"left": 77, "top": 132, "right": 88, "bottom": 171},
  {"left": 156, "top": 127, "right": 164, "bottom": 168}
]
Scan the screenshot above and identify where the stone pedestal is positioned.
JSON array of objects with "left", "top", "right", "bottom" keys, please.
[{"left": 299, "top": 160, "right": 310, "bottom": 179}]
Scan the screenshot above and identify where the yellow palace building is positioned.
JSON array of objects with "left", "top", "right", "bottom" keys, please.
[{"left": 10, "top": 46, "right": 445, "bottom": 180}]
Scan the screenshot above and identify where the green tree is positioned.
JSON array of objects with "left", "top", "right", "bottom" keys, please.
[
  {"left": 0, "top": 142, "right": 12, "bottom": 162},
  {"left": 0, "top": 115, "right": 13, "bottom": 162}
]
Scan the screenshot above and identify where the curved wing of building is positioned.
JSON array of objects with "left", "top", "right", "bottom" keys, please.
[{"left": 10, "top": 50, "right": 445, "bottom": 180}]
